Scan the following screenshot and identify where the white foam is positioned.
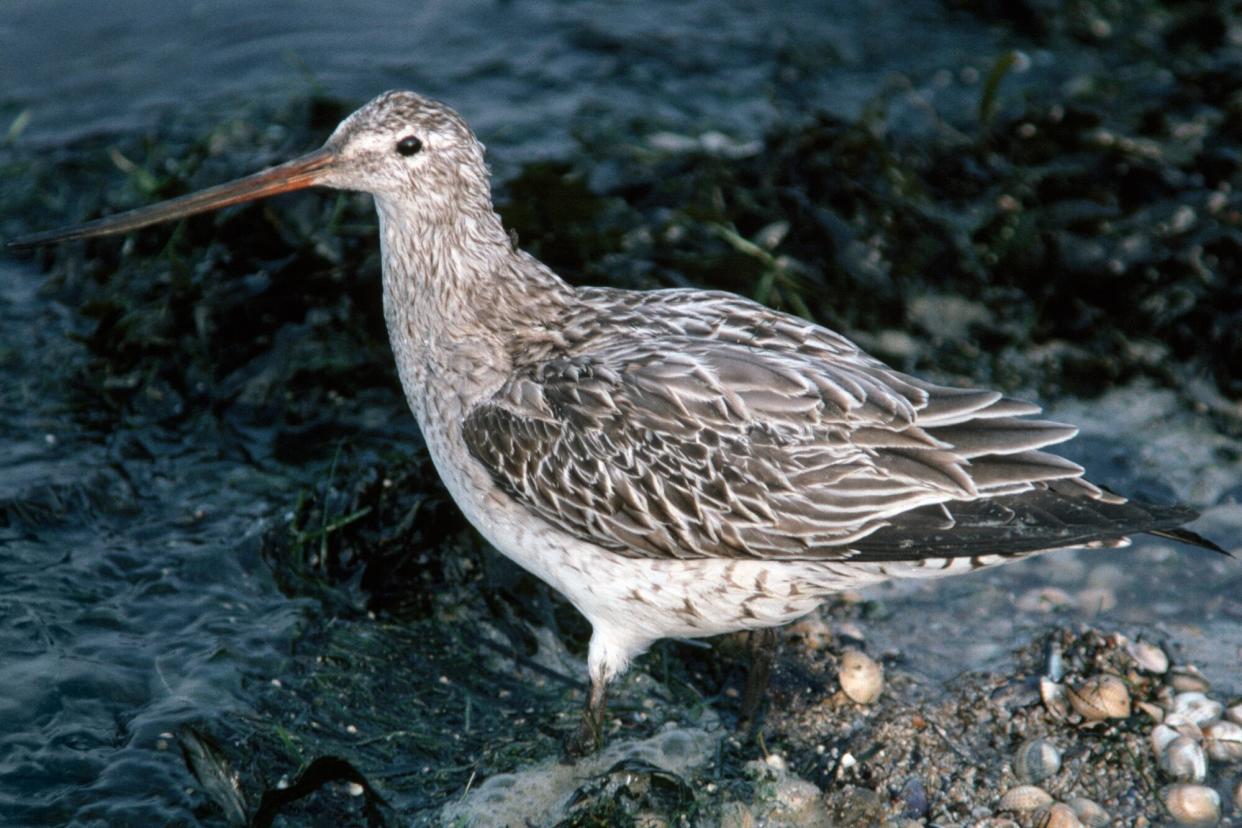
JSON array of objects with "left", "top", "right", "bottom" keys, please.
[{"left": 439, "top": 726, "right": 714, "bottom": 827}]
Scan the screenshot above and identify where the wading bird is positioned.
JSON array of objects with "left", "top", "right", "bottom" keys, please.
[{"left": 10, "top": 91, "right": 1224, "bottom": 757}]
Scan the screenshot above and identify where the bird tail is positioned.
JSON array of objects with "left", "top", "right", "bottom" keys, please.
[{"left": 1148, "top": 527, "right": 1232, "bottom": 557}]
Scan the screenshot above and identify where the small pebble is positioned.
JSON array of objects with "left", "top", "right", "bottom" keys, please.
[
  {"left": 1161, "top": 784, "right": 1220, "bottom": 827},
  {"left": 838, "top": 650, "right": 883, "bottom": 704},
  {"left": 998, "top": 785, "right": 1053, "bottom": 812},
  {"left": 1233, "top": 779, "right": 1242, "bottom": 812},
  {"left": 1225, "top": 701, "right": 1242, "bottom": 725},
  {"left": 899, "top": 777, "right": 928, "bottom": 819}
]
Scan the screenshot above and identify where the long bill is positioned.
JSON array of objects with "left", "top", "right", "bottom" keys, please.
[{"left": 7, "top": 147, "right": 337, "bottom": 249}]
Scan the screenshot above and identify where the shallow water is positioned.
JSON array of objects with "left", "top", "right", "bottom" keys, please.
[
  {"left": 0, "top": 261, "right": 311, "bottom": 824},
  {"left": 3, "top": 0, "right": 1017, "bottom": 159},
  {"left": 2, "top": 2, "right": 1240, "bottom": 826},
  {"left": 866, "top": 384, "right": 1242, "bottom": 689}
]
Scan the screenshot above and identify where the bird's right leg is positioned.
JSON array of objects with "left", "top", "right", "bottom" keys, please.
[{"left": 738, "top": 626, "right": 779, "bottom": 735}]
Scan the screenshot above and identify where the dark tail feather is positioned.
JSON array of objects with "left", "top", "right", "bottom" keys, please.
[{"left": 1148, "top": 527, "right": 1232, "bottom": 557}]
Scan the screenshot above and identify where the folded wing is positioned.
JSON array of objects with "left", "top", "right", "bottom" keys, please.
[{"left": 462, "top": 291, "right": 1204, "bottom": 562}]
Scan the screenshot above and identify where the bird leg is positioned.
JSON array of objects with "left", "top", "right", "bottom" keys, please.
[
  {"left": 563, "top": 675, "right": 608, "bottom": 760},
  {"left": 738, "top": 627, "right": 780, "bottom": 735}
]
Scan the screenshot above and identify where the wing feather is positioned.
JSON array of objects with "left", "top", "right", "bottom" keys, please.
[{"left": 461, "top": 289, "right": 1192, "bottom": 562}]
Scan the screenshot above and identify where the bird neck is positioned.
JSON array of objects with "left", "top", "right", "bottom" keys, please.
[
  {"left": 374, "top": 197, "right": 576, "bottom": 413},
  {"left": 377, "top": 195, "right": 500, "bottom": 310}
]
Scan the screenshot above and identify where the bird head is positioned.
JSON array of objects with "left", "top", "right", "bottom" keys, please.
[{"left": 7, "top": 90, "right": 491, "bottom": 249}]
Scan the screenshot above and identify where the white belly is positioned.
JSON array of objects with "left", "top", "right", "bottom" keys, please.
[{"left": 422, "top": 421, "right": 888, "bottom": 636}]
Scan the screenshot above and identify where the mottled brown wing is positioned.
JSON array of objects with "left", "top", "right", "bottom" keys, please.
[{"left": 462, "top": 333, "right": 1105, "bottom": 561}]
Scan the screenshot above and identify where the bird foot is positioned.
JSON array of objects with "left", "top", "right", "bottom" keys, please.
[
  {"left": 560, "top": 716, "right": 603, "bottom": 762},
  {"left": 560, "top": 680, "right": 608, "bottom": 762}
]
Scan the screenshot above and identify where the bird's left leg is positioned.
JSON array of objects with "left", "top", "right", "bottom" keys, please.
[
  {"left": 738, "top": 626, "right": 780, "bottom": 735},
  {"left": 563, "top": 676, "right": 608, "bottom": 760}
]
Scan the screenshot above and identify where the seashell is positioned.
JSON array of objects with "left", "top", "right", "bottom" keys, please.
[
  {"left": 1163, "top": 713, "right": 1205, "bottom": 742},
  {"left": 1127, "top": 639, "right": 1169, "bottom": 674},
  {"left": 836, "top": 621, "right": 866, "bottom": 643},
  {"left": 838, "top": 650, "right": 883, "bottom": 705},
  {"left": 1168, "top": 666, "right": 1211, "bottom": 694},
  {"left": 1018, "top": 586, "right": 1072, "bottom": 612},
  {"left": 998, "top": 784, "right": 1053, "bottom": 812},
  {"left": 1067, "top": 675, "right": 1130, "bottom": 720},
  {"left": 991, "top": 678, "right": 1040, "bottom": 710},
  {"left": 1075, "top": 587, "right": 1116, "bottom": 614},
  {"left": 1067, "top": 796, "right": 1109, "bottom": 828},
  {"left": 1234, "top": 778, "right": 1242, "bottom": 813},
  {"left": 1035, "top": 803, "right": 1083, "bottom": 828},
  {"left": 1202, "top": 719, "right": 1242, "bottom": 763},
  {"left": 1161, "top": 784, "right": 1220, "bottom": 827},
  {"left": 1041, "top": 678, "right": 1069, "bottom": 720},
  {"left": 1224, "top": 701, "right": 1242, "bottom": 725},
  {"left": 1045, "top": 638, "right": 1064, "bottom": 681},
  {"left": 787, "top": 615, "right": 832, "bottom": 652},
  {"left": 1151, "top": 724, "right": 1182, "bottom": 755},
  {"left": 1014, "top": 739, "right": 1061, "bottom": 783},
  {"left": 1171, "top": 692, "right": 1223, "bottom": 726},
  {"left": 1159, "top": 736, "right": 1207, "bottom": 783},
  {"left": 1136, "top": 701, "right": 1164, "bottom": 723}
]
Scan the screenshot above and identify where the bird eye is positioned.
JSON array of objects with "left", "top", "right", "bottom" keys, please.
[{"left": 395, "top": 136, "right": 423, "bottom": 157}]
